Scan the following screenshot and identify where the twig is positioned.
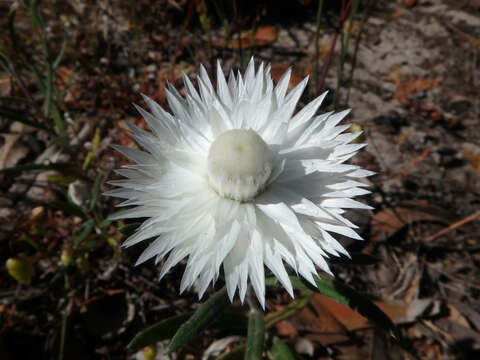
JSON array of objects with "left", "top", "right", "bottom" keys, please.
[
  {"left": 396, "top": 147, "right": 431, "bottom": 178},
  {"left": 425, "top": 209, "right": 480, "bottom": 242}
]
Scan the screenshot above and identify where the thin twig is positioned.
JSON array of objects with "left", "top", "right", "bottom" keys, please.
[{"left": 425, "top": 209, "right": 480, "bottom": 242}]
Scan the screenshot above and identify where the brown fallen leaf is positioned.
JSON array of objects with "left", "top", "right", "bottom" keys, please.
[
  {"left": 370, "top": 200, "right": 451, "bottom": 241},
  {"left": 0, "top": 122, "right": 30, "bottom": 170},
  {"left": 447, "top": 304, "right": 470, "bottom": 329},
  {"left": 270, "top": 63, "right": 304, "bottom": 89},
  {"left": 0, "top": 72, "right": 11, "bottom": 96},
  {"left": 213, "top": 25, "right": 277, "bottom": 49},
  {"left": 394, "top": 77, "right": 442, "bottom": 118},
  {"left": 404, "top": 0, "right": 417, "bottom": 8},
  {"left": 462, "top": 143, "right": 480, "bottom": 176},
  {"left": 277, "top": 293, "right": 439, "bottom": 347}
]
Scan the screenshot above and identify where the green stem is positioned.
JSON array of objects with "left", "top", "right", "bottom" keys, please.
[{"left": 312, "top": 0, "right": 325, "bottom": 97}]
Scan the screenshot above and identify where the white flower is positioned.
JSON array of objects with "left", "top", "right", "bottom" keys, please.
[{"left": 107, "top": 58, "right": 374, "bottom": 308}]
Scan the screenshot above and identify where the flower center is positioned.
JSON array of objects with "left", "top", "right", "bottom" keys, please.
[{"left": 207, "top": 129, "right": 273, "bottom": 201}]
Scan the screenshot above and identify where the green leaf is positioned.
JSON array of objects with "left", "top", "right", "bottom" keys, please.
[
  {"left": 128, "top": 312, "right": 193, "bottom": 350},
  {"left": 98, "top": 218, "right": 112, "bottom": 229},
  {"left": 267, "top": 337, "right": 295, "bottom": 360},
  {"left": 244, "top": 309, "right": 265, "bottom": 360},
  {"left": 167, "top": 287, "right": 230, "bottom": 352},
  {"left": 89, "top": 171, "right": 103, "bottom": 211},
  {"left": 264, "top": 291, "right": 313, "bottom": 329}
]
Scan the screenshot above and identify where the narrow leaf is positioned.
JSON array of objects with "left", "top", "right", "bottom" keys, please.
[
  {"left": 74, "top": 220, "right": 94, "bottom": 247},
  {"left": 128, "top": 312, "right": 193, "bottom": 350},
  {"left": 0, "top": 108, "right": 52, "bottom": 132},
  {"left": 264, "top": 291, "right": 313, "bottom": 329},
  {"left": 89, "top": 171, "right": 103, "bottom": 211},
  {"left": 244, "top": 309, "right": 265, "bottom": 360},
  {"left": 267, "top": 337, "right": 295, "bottom": 360},
  {"left": 167, "top": 287, "right": 230, "bottom": 352},
  {"left": 20, "top": 233, "right": 40, "bottom": 250}
]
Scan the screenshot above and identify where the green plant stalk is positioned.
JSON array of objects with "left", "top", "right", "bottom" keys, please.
[
  {"left": 210, "top": 0, "right": 231, "bottom": 43},
  {"left": 199, "top": 0, "right": 213, "bottom": 63},
  {"left": 58, "top": 299, "right": 69, "bottom": 360},
  {"left": 333, "top": 0, "right": 359, "bottom": 108},
  {"left": 244, "top": 309, "right": 265, "bottom": 360},
  {"left": 346, "top": 0, "right": 371, "bottom": 105},
  {"left": 312, "top": 0, "right": 325, "bottom": 97}
]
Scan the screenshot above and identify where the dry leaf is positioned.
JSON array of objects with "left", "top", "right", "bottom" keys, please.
[
  {"left": 404, "top": 0, "right": 417, "bottom": 8},
  {"left": 371, "top": 200, "right": 451, "bottom": 241},
  {"left": 213, "top": 26, "right": 277, "bottom": 49},
  {"left": 270, "top": 63, "right": 304, "bottom": 89},
  {"left": 279, "top": 293, "right": 439, "bottom": 347},
  {"left": 395, "top": 77, "right": 442, "bottom": 105},
  {"left": 0, "top": 73, "right": 11, "bottom": 96},
  {"left": 0, "top": 122, "right": 29, "bottom": 170},
  {"left": 394, "top": 77, "right": 442, "bottom": 118},
  {"left": 447, "top": 304, "right": 470, "bottom": 329},
  {"left": 462, "top": 143, "right": 480, "bottom": 176}
]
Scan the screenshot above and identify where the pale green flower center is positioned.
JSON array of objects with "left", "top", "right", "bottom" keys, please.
[{"left": 207, "top": 129, "right": 273, "bottom": 201}]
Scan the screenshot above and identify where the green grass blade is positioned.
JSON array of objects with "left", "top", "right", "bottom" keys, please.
[
  {"left": 244, "top": 309, "right": 265, "bottom": 360},
  {"left": 0, "top": 107, "right": 53, "bottom": 132},
  {"left": 167, "top": 287, "right": 230, "bottom": 352},
  {"left": 53, "top": 33, "right": 68, "bottom": 69},
  {"left": 89, "top": 171, "right": 103, "bottom": 211},
  {"left": 74, "top": 220, "right": 94, "bottom": 247},
  {"left": 58, "top": 300, "right": 70, "bottom": 360},
  {"left": 20, "top": 233, "right": 41, "bottom": 250}
]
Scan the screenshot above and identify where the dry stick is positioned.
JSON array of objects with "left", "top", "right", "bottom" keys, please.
[{"left": 425, "top": 209, "right": 480, "bottom": 242}]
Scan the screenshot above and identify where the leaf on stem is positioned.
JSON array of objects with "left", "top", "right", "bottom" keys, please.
[
  {"left": 167, "top": 287, "right": 230, "bottom": 352},
  {"left": 128, "top": 312, "right": 193, "bottom": 350},
  {"left": 267, "top": 336, "right": 296, "bottom": 360}
]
